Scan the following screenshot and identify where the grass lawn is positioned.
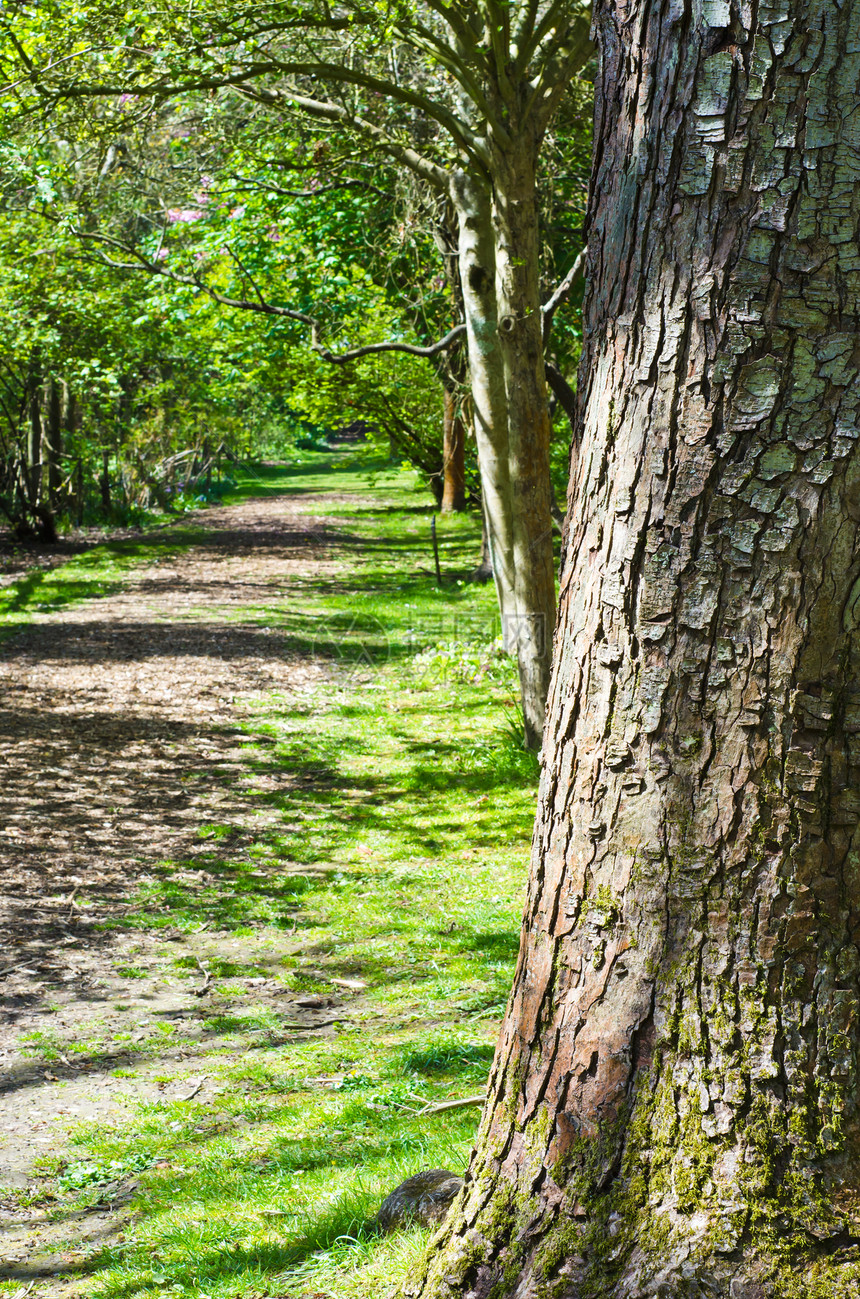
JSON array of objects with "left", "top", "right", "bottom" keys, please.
[{"left": 1, "top": 455, "right": 539, "bottom": 1299}]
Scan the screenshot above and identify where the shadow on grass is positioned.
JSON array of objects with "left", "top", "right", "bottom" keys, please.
[
  {"left": 461, "top": 930, "right": 521, "bottom": 961},
  {"left": 397, "top": 1036, "right": 496, "bottom": 1075}
]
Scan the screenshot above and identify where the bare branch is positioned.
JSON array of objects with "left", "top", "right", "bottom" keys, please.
[
  {"left": 62, "top": 221, "right": 462, "bottom": 369},
  {"left": 262, "top": 58, "right": 485, "bottom": 162},
  {"left": 545, "top": 360, "right": 578, "bottom": 435},
  {"left": 223, "top": 243, "right": 269, "bottom": 308},
  {"left": 68, "top": 226, "right": 317, "bottom": 325},
  {"left": 541, "top": 247, "right": 586, "bottom": 344},
  {"left": 388, "top": 16, "right": 504, "bottom": 143},
  {"left": 314, "top": 323, "right": 465, "bottom": 365},
  {"left": 27, "top": 48, "right": 484, "bottom": 172},
  {"left": 219, "top": 175, "right": 392, "bottom": 200},
  {"left": 511, "top": 0, "right": 543, "bottom": 63},
  {"left": 518, "top": 0, "right": 590, "bottom": 69}
]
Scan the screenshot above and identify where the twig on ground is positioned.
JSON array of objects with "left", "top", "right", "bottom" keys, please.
[
  {"left": 0, "top": 963, "right": 36, "bottom": 978},
  {"left": 177, "top": 1077, "right": 207, "bottom": 1102},
  {"left": 417, "top": 1094, "right": 486, "bottom": 1116}
]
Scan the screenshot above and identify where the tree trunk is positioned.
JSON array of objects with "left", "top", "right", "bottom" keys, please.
[
  {"left": 493, "top": 145, "right": 557, "bottom": 752},
  {"left": 26, "top": 388, "right": 42, "bottom": 507},
  {"left": 473, "top": 501, "right": 494, "bottom": 585},
  {"left": 451, "top": 165, "right": 557, "bottom": 749},
  {"left": 44, "top": 378, "right": 63, "bottom": 504},
  {"left": 415, "top": 0, "right": 860, "bottom": 1295},
  {"left": 100, "top": 448, "right": 111, "bottom": 511},
  {"left": 441, "top": 386, "right": 466, "bottom": 513},
  {"left": 452, "top": 168, "right": 519, "bottom": 647}
]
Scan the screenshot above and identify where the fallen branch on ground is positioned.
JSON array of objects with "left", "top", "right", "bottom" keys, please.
[{"left": 414, "top": 1094, "right": 486, "bottom": 1116}]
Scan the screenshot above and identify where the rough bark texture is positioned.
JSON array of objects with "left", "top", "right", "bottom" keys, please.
[{"left": 415, "top": 0, "right": 860, "bottom": 1294}]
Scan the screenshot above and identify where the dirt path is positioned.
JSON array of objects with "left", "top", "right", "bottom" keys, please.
[{"left": 0, "top": 491, "right": 359, "bottom": 1287}]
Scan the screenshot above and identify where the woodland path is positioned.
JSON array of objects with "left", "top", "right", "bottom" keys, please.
[{"left": 0, "top": 489, "right": 363, "bottom": 1287}]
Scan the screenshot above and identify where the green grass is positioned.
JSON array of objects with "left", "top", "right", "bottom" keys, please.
[{"left": 5, "top": 454, "right": 538, "bottom": 1299}]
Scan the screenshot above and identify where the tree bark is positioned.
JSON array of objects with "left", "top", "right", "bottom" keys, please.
[
  {"left": 473, "top": 499, "right": 495, "bottom": 585},
  {"left": 441, "top": 386, "right": 467, "bottom": 513},
  {"left": 415, "top": 0, "right": 860, "bottom": 1294},
  {"left": 451, "top": 168, "right": 519, "bottom": 652},
  {"left": 100, "top": 447, "right": 111, "bottom": 511},
  {"left": 451, "top": 159, "right": 557, "bottom": 749},
  {"left": 493, "top": 144, "right": 557, "bottom": 753}
]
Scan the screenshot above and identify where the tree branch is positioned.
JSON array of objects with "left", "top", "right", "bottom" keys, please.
[
  {"left": 68, "top": 226, "right": 317, "bottom": 325},
  {"left": 314, "top": 323, "right": 465, "bottom": 365},
  {"left": 541, "top": 247, "right": 586, "bottom": 344},
  {"left": 219, "top": 175, "right": 392, "bottom": 201},
  {"left": 64, "top": 221, "right": 464, "bottom": 368},
  {"left": 416, "top": 1093, "right": 485, "bottom": 1116},
  {"left": 544, "top": 360, "right": 578, "bottom": 435},
  {"left": 239, "top": 86, "right": 452, "bottom": 191},
  {"left": 263, "top": 58, "right": 485, "bottom": 162},
  {"left": 524, "top": 14, "right": 594, "bottom": 127}
]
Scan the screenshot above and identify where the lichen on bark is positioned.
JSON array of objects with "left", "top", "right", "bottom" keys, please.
[{"left": 410, "top": 0, "right": 860, "bottom": 1294}]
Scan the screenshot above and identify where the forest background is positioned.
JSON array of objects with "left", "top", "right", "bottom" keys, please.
[{"left": 0, "top": 2, "right": 591, "bottom": 567}]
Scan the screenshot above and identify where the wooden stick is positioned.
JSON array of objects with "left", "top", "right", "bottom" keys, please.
[{"left": 418, "top": 1094, "right": 486, "bottom": 1116}]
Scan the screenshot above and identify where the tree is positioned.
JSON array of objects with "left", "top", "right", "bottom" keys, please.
[
  {"left": 1, "top": 0, "right": 592, "bottom": 746},
  {"left": 414, "top": 0, "right": 860, "bottom": 1295},
  {"left": 0, "top": 96, "right": 461, "bottom": 526}
]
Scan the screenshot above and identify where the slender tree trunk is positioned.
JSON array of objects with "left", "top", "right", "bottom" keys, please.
[
  {"left": 493, "top": 145, "right": 557, "bottom": 751},
  {"left": 75, "top": 457, "right": 83, "bottom": 527},
  {"left": 44, "top": 378, "right": 63, "bottom": 505},
  {"left": 416, "top": 0, "right": 860, "bottom": 1295},
  {"left": 27, "top": 388, "right": 42, "bottom": 507},
  {"left": 441, "top": 386, "right": 467, "bottom": 513},
  {"left": 100, "top": 448, "right": 111, "bottom": 511},
  {"left": 452, "top": 165, "right": 557, "bottom": 748},
  {"left": 452, "top": 168, "right": 518, "bottom": 648}
]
